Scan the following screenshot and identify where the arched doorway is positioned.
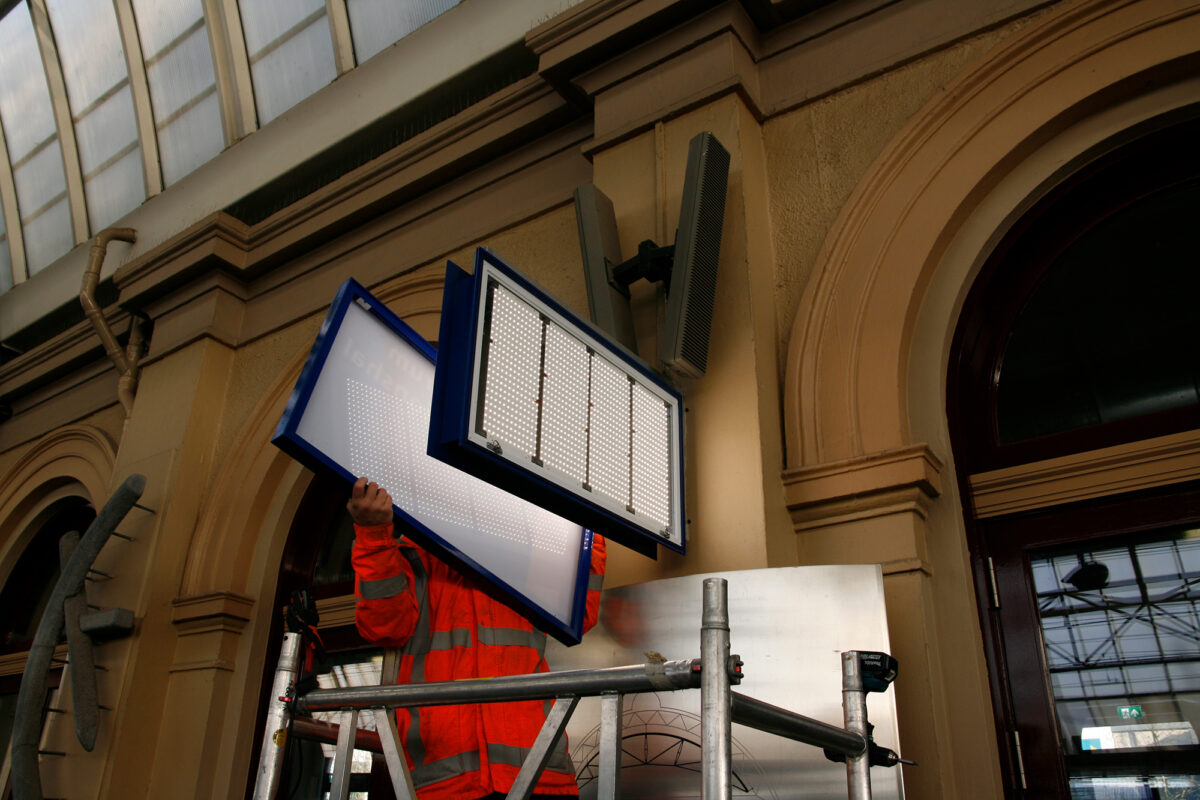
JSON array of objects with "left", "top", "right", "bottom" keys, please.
[
  {"left": 949, "top": 117, "right": 1200, "bottom": 797},
  {"left": 0, "top": 495, "right": 98, "bottom": 799},
  {"left": 246, "top": 471, "right": 396, "bottom": 798}
]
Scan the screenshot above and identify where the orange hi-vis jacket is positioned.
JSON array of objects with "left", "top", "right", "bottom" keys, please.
[{"left": 352, "top": 523, "right": 606, "bottom": 800}]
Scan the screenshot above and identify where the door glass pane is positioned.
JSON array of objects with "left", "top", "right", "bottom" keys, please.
[
  {"left": 311, "top": 512, "right": 356, "bottom": 588},
  {"left": 1033, "top": 530, "right": 1200, "bottom": 797},
  {"left": 997, "top": 180, "right": 1200, "bottom": 445}
]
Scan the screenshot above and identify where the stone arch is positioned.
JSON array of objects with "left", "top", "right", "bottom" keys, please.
[
  {"left": 0, "top": 425, "right": 116, "bottom": 585},
  {"left": 168, "top": 270, "right": 445, "bottom": 798},
  {"left": 181, "top": 269, "right": 445, "bottom": 601},
  {"left": 783, "top": 0, "right": 1200, "bottom": 469}
]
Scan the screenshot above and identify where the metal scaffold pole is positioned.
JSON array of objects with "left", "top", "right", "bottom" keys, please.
[
  {"left": 701, "top": 577, "right": 732, "bottom": 800},
  {"left": 842, "top": 650, "right": 872, "bottom": 800},
  {"left": 250, "top": 576, "right": 905, "bottom": 799},
  {"left": 252, "top": 632, "right": 303, "bottom": 800}
]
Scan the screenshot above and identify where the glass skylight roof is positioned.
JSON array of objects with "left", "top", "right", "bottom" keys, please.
[{"left": 0, "top": 0, "right": 460, "bottom": 293}]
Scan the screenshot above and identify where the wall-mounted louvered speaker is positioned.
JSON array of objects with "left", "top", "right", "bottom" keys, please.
[
  {"left": 661, "top": 132, "right": 729, "bottom": 379},
  {"left": 574, "top": 184, "right": 637, "bottom": 353}
]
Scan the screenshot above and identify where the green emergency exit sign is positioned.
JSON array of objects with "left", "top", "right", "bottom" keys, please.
[{"left": 1118, "top": 705, "right": 1144, "bottom": 720}]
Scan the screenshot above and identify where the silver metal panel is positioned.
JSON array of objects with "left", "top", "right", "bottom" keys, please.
[{"left": 547, "top": 566, "right": 904, "bottom": 800}]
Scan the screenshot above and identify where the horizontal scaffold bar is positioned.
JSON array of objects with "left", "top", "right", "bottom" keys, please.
[
  {"left": 731, "top": 691, "right": 866, "bottom": 757},
  {"left": 297, "top": 658, "right": 705, "bottom": 714}
]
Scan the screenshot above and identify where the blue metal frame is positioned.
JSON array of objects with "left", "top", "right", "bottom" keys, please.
[
  {"left": 429, "top": 248, "right": 686, "bottom": 558},
  {"left": 272, "top": 278, "right": 595, "bottom": 645}
]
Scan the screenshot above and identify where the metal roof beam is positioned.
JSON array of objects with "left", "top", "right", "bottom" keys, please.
[
  {"left": 202, "top": 0, "right": 257, "bottom": 145},
  {"left": 113, "top": 0, "right": 163, "bottom": 198},
  {"left": 326, "top": 0, "right": 356, "bottom": 75},
  {"left": 28, "top": 0, "right": 88, "bottom": 244},
  {"left": 0, "top": 111, "right": 26, "bottom": 285}
]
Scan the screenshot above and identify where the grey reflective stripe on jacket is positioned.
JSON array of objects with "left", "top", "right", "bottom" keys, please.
[
  {"left": 359, "top": 573, "right": 408, "bottom": 599},
  {"left": 411, "top": 750, "right": 481, "bottom": 788},
  {"left": 409, "top": 740, "right": 573, "bottom": 787},
  {"left": 476, "top": 625, "right": 546, "bottom": 658},
  {"left": 399, "top": 548, "right": 432, "bottom": 772},
  {"left": 487, "top": 741, "right": 573, "bottom": 775},
  {"left": 395, "top": 547, "right": 570, "bottom": 788},
  {"left": 589, "top": 571, "right": 604, "bottom": 591}
]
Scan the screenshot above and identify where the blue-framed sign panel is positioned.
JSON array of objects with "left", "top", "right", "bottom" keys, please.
[
  {"left": 430, "top": 248, "right": 686, "bottom": 557},
  {"left": 272, "top": 279, "right": 596, "bottom": 645}
]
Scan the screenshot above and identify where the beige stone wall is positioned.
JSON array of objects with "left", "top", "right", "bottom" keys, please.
[{"left": 763, "top": 18, "right": 1037, "bottom": 390}]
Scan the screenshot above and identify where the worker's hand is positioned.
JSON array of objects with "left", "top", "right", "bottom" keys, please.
[{"left": 348, "top": 477, "right": 393, "bottom": 526}]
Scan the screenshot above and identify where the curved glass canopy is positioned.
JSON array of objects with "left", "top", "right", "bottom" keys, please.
[{"left": 0, "top": 0, "right": 459, "bottom": 293}]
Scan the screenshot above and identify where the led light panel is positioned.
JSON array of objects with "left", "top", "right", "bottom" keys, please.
[
  {"left": 273, "top": 279, "right": 596, "bottom": 645},
  {"left": 430, "top": 249, "right": 685, "bottom": 555}
]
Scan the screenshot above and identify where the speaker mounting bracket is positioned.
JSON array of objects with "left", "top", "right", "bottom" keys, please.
[
  {"left": 611, "top": 239, "right": 676, "bottom": 292},
  {"left": 575, "top": 131, "right": 729, "bottom": 381}
]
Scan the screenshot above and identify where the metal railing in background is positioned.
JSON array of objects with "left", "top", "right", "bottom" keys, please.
[{"left": 252, "top": 577, "right": 904, "bottom": 800}]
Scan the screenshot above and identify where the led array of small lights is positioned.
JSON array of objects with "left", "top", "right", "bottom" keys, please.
[
  {"left": 474, "top": 275, "right": 677, "bottom": 538},
  {"left": 630, "top": 382, "right": 672, "bottom": 530},
  {"left": 587, "top": 355, "right": 632, "bottom": 507},
  {"left": 348, "top": 377, "right": 567, "bottom": 555},
  {"left": 539, "top": 324, "right": 590, "bottom": 484},
  {"left": 348, "top": 378, "right": 423, "bottom": 514},
  {"left": 481, "top": 284, "right": 542, "bottom": 456}
]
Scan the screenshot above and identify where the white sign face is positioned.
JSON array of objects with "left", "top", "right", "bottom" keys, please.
[
  {"left": 438, "top": 251, "right": 684, "bottom": 553},
  {"left": 274, "top": 282, "right": 594, "bottom": 643}
]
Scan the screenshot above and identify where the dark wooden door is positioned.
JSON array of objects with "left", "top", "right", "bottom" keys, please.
[{"left": 979, "top": 482, "right": 1200, "bottom": 798}]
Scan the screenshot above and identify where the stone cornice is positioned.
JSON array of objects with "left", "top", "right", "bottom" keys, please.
[
  {"left": 969, "top": 428, "right": 1200, "bottom": 518},
  {"left": 0, "top": 307, "right": 133, "bottom": 404},
  {"left": 111, "top": 76, "right": 573, "bottom": 311},
  {"left": 783, "top": 443, "right": 943, "bottom": 531},
  {"left": 170, "top": 592, "right": 255, "bottom": 636},
  {"left": 0, "top": 74, "right": 585, "bottom": 427},
  {"left": 110, "top": 213, "right": 252, "bottom": 309},
  {"left": 529, "top": 0, "right": 1053, "bottom": 155}
]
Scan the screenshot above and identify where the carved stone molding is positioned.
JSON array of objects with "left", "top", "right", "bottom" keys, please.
[
  {"left": 169, "top": 592, "right": 255, "bottom": 673},
  {"left": 782, "top": 443, "right": 943, "bottom": 531},
  {"left": 0, "top": 425, "right": 117, "bottom": 540},
  {"left": 528, "top": 0, "right": 1055, "bottom": 153},
  {"left": 171, "top": 592, "right": 255, "bottom": 632},
  {"left": 969, "top": 428, "right": 1200, "bottom": 518},
  {"left": 112, "top": 76, "right": 575, "bottom": 313}
]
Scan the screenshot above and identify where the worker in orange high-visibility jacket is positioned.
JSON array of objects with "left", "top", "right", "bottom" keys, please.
[{"left": 347, "top": 477, "right": 606, "bottom": 800}]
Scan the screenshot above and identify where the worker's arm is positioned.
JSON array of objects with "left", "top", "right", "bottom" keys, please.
[
  {"left": 583, "top": 533, "right": 606, "bottom": 634},
  {"left": 348, "top": 478, "right": 420, "bottom": 647}
]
